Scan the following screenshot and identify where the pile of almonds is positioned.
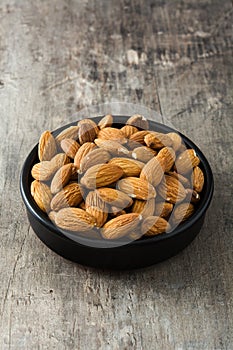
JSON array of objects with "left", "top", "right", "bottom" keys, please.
[{"left": 30, "top": 114, "right": 205, "bottom": 241}]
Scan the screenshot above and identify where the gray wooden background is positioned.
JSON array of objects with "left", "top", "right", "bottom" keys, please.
[{"left": 0, "top": 0, "right": 232, "bottom": 349}]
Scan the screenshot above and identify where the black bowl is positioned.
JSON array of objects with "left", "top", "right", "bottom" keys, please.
[{"left": 20, "top": 116, "right": 214, "bottom": 270}]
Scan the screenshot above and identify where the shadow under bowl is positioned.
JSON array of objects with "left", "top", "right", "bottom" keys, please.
[{"left": 20, "top": 116, "right": 214, "bottom": 270}]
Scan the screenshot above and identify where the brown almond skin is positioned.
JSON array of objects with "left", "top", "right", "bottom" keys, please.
[
  {"left": 156, "top": 147, "right": 176, "bottom": 172},
  {"left": 132, "top": 146, "right": 156, "bottom": 163},
  {"left": 144, "top": 132, "right": 173, "bottom": 149},
  {"left": 157, "top": 175, "right": 186, "bottom": 204},
  {"left": 177, "top": 143, "right": 187, "bottom": 155},
  {"left": 31, "top": 161, "right": 55, "bottom": 181},
  {"left": 55, "top": 208, "right": 96, "bottom": 232},
  {"left": 74, "top": 142, "right": 96, "bottom": 169},
  {"left": 78, "top": 119, "right": 99, "bottom": 134},
  {"left": 50, "top": 163, "right": 73, "bottom": 194},
  {"left": 51, "top": 153, "right": 70, "bottom": 169},
  {"left": 129, "top": 130, "right": 150, "bottom": 144},
  {"left": 78, "top": 122, "right": 97, "bottom": 145},
  {"left": 109, "top": 207, "right": 127, "bottom": 217},
  {"left": 55, "top": 126, "right": 79, "bottom": 145},
  {"left": 175, "top": 149, "right": 200, "bottom": 174},
  {"left": 96, "top": 188, "right": 133, "bottom": 209},
  {"left": 126, "top": 114, "right": 149, "bottom": 130},
  {"left": 50, "top": 182, "right": 83, "bottom": 211},
  {"left": 94, "top": 139, "right": 130, "bottom": 156},
  {"left": 108, "top": 157, "right": 144, "bottom": 177},
  {"left": 31, "top": 153, "right": 70, "bottom": 181},
  {"left": 167, "top": 132, "right": 182, "bottom": 151},
  {"left": 79, "top": 148, "right": 110, "bottom": 174},
  {"left": 192, "top": 166, "right": 204, "bottom": 192},
  {"left": 98, "top": 115, "right": 113, "bottom": 129},
  {"left": 101, "top": 213, "right": 142, "bottom": 240},
  {"left": 38, "top": 130, "right": 57, "bottom": 161},
  {"left": 141, "top": 216, "right": 171, "bottom": 236},
  {"left": 79, "top": 201, "right": 86, "bottom": 210},
  {"left": 48, "top": 211, "right": 57, "bottom": 223},
  {"left": 117, "top": 177, "right": 156, "bottom": 200},
  {"left": 132, "top": 198, "right": 155, "bottom": 217},
  {"left": 167, "top": 171, "right": 190, "bottom": 188},
  {"left": 171, "top": 203, "right": 195, "bottom": 225},
  {"left": 31, "top": 180, "right": 52, "bottom": 212},
  {"left": 97, "top": 127, "right": 127, "bottom": 143},
  {"left": 154, "top": 201, "right": 173, "bottom": 218},
  {"left": 85, "top": 191, "right": 108, "bottom": 227},
  {"left": 80, "top": 163, "right": 124, "bottom": 189},
  {"left": 121, "top": 125, "right": 138, "bottom": 138},
  {"left": 60, "top": 138, "right": 80, "bottom": 158},
  {"left": 140, "top": 156, "right": 164, "bottom": 187},
  {"left": 185, "top": 189, "right": 200, "bottom": 203}
]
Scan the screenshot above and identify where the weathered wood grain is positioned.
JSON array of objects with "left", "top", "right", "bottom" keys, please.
[{"left": 0, "top": 0, "right": 232, "bottom": 349}]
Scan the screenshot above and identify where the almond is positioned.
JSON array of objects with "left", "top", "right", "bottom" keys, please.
[
  {"left": 141, "top": 216, "right": 171, "bottom": 236},
  {"left": 55, "top": 126, "right": 79, "bottom": 145},
  {"left": 157, "top": 175, "right": 186, "bottom": 204},
  {"left": 167, "top": 132, "right": 182, "bottom": 151},
  {"left": 51, "top": 153, "right": 70, "bottom": 169},
  {"left": 60, "top": 138, "right": 80, "bottom": 158},
  {"left": 78, "top": 118, "right": 99, "bottom": 133},
  {"left": 31, "top": 153, "right": 70, "bottom": 181},
  {"left": 108, "top": 157, "right": 144, "bottom": 177},
  {"left": 79, "top": 148, "right": 110, "bottom": 174},
  {"left": 101, "top": 213, "right": 142, "bottom": 240},
  {"left": 109, "top": 207, "right": 127, "bottom": 217},
  {"left": 94, "top": 139, "right": 130, "bottom": 156},
  {"left": 80, "top": 163, "right": 124, "bottom": 189},
  {"left": 78, "top": 121, "right": 97, "bottom": 144},
  {"left": 175, "top": 149, "right": 200, "bottom": 174},
  {"left": 156, "top": 147, "right": 176, "bottom": 172},
  {"left": 126, "top": 114, "right": 149, "bottom": 130},
  {"left": 38, "top": 131, "right": 57, "bottom": 161},
  {"left": 50, "top": 163, "right": 73, "bottom": 194},
  {"left": 31, "top": 161, "right": 55, "bottom": 181},
  {"left": 171, "top": 203, "right": 195, "bottom": 225},
  {"left": 132, "top": 146, "right": 156, "bottom": 162},
  {"left": 144, "top": 132, "right": 173, "bottom": 149},
  {"left": 85, "top": 191, "right": 108, "bottom": 227},
  {"left": 177, "top": 143, "right": 187, "bottom": 155},
  {"left": 121, "top": 125, "right": 138, "bottom": 138},
  {"left": 192, "top": 166, "right": 204, "bottom": 192},
  {"left": 117, "top": 177, "right": 156, "bottom": 200},
  {"left": 31, "top": 180, "right": 52, "bottom": 212},
  {"left": 167, "top": 171, "right": 190, "bottom": 188},
  {"left": 128, "top": 231, "right": 142, "bottom": 241},
  {"left": 98, "top": 114, "right": 113, "bottom": 129},
  {"left": 70, "top": 165, "right": 78, "bottom": 180},
  {"left": 154, "top": 201, "right": 173, "bottom": 218},
  {"left": 50, "top": 182, "right": 83, "bottom": 211},
  {"left": 55, "top": 207, "right": 96, "bottom": 232},
  {"left": 140, "top": 157, "right": 164, "bottom": 187},
  {"left": 185, "top": 188, "right": 200, "bottom": 203},
  {"left": 129, "top": 130, "right": 149, "bottom": 145},
  {"left": 48, "top": 211, "right": 57, "bottom": 223},
  {"left": 131, "top": 198, "right": 155, "bottom": 217},
  {"left": 79, "top": 201, "right": 86, "bottom": 210},
  {"left": 74, "top": 142, "right": 96, "bottom": 169},
  {"left": 96, "top": 188, "right": 133, "bottom": 209},
  {"left": 97, "top": 127, "right": 127, "bottom": 143}
]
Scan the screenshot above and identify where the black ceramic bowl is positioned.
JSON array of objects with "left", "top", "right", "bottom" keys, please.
[{"left": 20, "top": 116, "right": 214, "bottom": 270}]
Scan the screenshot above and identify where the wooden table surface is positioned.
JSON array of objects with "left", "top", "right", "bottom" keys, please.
[{"left": 0, "top": 1, "right": 232, "bottom": 349}]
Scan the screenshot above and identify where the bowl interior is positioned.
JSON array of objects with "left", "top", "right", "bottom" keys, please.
[{"left": 20, "top": 116, "right": 214, "bottom": 248}]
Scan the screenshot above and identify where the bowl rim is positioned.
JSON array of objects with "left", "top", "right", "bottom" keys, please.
[{"left": 20, "top": 116, "right": 214, "bottom": 249}]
